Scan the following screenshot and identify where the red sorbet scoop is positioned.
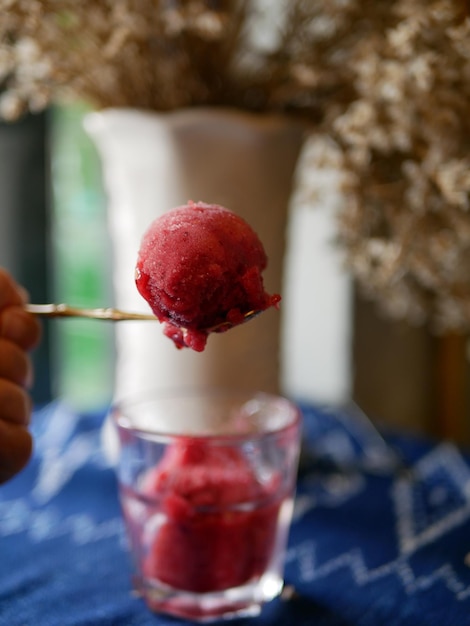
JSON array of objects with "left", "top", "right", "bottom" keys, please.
[{"left": 135, "top": 201, "right": 280, "bottom": 351}]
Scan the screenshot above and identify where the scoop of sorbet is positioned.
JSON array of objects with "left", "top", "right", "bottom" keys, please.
[{"left": 135, "top": 201, "right": 280, "bottom": 351}]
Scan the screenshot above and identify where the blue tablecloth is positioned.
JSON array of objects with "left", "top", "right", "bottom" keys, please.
[{"left": 2, "top": 401, "right": 470, "bottom": 625}]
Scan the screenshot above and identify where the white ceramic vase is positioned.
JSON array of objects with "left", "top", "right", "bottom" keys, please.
[{"left": 84, "top": 107, "right": 305, "bottom": 403}]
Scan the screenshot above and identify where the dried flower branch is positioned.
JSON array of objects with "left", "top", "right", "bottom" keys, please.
[
  {"left": 1, "top": 0, "right": 470, "bottom": 332},
  {"left": 0, "top": 1, "right": 250, "bottom": 117},
  {"left": 320, "top": 0, "right": 470, "bottom": 333}
]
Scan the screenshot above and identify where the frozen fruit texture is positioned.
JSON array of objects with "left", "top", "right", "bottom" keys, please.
[
  {"left": 135, "top": 201, "right": 280, "bottom": 351},
  {"left": 141, "top": 439, "right": 282, "bottom": 593}
]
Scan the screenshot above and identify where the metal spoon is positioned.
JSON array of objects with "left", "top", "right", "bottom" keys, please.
[
  {"left": 25, "top": 303, "right": 157, "bottom": 321},
  {"left": 24, "top": 303, "right": 260, "bottom": 330}
]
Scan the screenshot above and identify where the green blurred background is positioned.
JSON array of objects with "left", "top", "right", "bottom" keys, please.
[{"left": 50, "top": 104, "right": 114, "bottom": 410}]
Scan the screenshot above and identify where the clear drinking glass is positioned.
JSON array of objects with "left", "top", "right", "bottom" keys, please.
[{"left": 111, "top": 389, "right": 302, "bottom": 622}]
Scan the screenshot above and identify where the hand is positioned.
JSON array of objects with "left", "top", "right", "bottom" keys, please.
[{"left": 0, "top": 269, "right": 41, "bottom": 484}]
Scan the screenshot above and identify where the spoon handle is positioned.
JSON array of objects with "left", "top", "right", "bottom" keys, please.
[{"left": 25, "top": 303, "right": 157, "bottom": 321}]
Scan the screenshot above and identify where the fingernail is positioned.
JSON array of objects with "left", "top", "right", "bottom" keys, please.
[
  {"left": 24, "top": 358, "right": 34, "bottom": 390},
  {"left": 16, "top": 286, "right": 30, "bottom": 304},
  {"left": 17, "top": 389, "right": 31, "bottom": 426}
]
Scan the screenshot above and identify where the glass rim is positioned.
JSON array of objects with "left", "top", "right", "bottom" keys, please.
[{"left": 111, "top": 386, "right": 302, "bottom": 442}]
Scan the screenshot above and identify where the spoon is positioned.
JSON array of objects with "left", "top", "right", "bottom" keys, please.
[{"left": 24, "top": 303, "right": 260, "bottom": 331}]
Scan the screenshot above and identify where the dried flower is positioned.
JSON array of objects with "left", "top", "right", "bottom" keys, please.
[{"left": 321, "top": 0, "right": 470, "bottom": 333}]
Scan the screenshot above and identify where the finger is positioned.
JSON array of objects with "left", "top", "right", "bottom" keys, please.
[
  {"left": 0, "top": 338, "right": 33, "bottom": 388},
  {"left": 0, "top": 306, "right": 42, "bottom": 350},
  {"left": 0, "top": 380, "right": 31, "bottom": 425},
  {"left": 0, "top": 269, "right": 28, "bottom": 309},
  {"left": 0, "top": 421, "right": 32, "bottom": 485}
]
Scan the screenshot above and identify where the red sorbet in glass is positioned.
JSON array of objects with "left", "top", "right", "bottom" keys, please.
[{"left": 136, "top": 439, "right": 284, "bottom": 594}]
